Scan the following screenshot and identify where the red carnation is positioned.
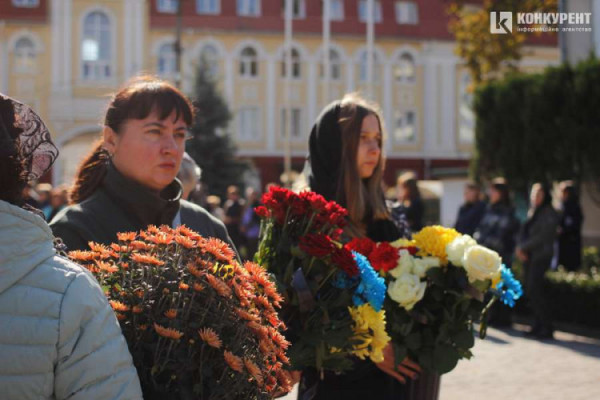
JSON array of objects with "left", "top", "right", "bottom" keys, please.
[
  {"left": 331, "top": 247, "right": 359, "bottom": 278},
  {"left": 368, "top": 242, "right": 400, "bottom": 272},
  {"left": 345, "top": 238, "right": 376, "bottom": 258},
  {"left": 289, "top": 196, "right": 308, "bottom": 217},
  {"left": 255, "top": 206, "right": 270, "bottom": 218},
  {"left": 298, "top": 233, "right": 335, "bottom": 258}
]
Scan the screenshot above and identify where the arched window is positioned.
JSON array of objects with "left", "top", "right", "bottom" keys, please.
[
  {"left": 281, "top": 47, "right": 301, "bottom": 79},
  {"left": 359, "top": 50, "right": 379, "bottom": 82},
  {"left": 394, "top": 53, "right": 416, "bottom": 83},
  {"left": 81, "top": 11, "right": 112, "bottom": 80},
  {"left": 199, "top": 45, "right": 219, "bottom": 79},
  {"left": 320, "top": 48, "right": 341, "bottom": 80},
  {"left": 239, "top": 46, "right": 258, "bottom": 78},
  {"left": 14, "top": 37, "right": 36, "bottom": 74},
  {"left": 157, "top": 43, "right": 176, "bottom": 78}
]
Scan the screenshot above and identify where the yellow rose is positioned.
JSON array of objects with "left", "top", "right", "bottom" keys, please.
[
  {"left": 463, "top": 245, "right": 502, "bottom": 283},
  {"left": 446, "top": 235, "right": 477, "bottom": 267},
  {"left": 389, "top": 249, "right": 414, "bottom": 278},
  {"left": 413, "top": 257, "right": 440, "bottom": 278},
  {"left": 388, "top": 274, "right": 426, "bottom": 311}
]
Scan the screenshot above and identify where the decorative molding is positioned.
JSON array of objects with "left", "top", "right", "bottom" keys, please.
[{"left": 7, "top": 30, "right": 46, "bottom": 53}]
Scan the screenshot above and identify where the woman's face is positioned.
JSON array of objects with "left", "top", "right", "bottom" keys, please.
[
  {"left": 356, "top": 114, "right": 382, "bottom": 179},
  {"left": 104, "top": 110, "right": 188, "bottom": 191},
  {"left": 531, "top": 185, "right": 544, "bottom": 208},
  {"left": 489, "top": 187, "right": 501, "bottom": 204}
]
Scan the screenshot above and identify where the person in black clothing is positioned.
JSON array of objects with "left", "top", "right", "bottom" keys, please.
[
  {"left": 223, "top": 185, "right": 245, "bottom": 250},
  {"left": 50, "top": 76, "right": 235, "bottom": 259},
  {"left": 474, "top": 179, "right": 519, "bottom": 268},
  {"left": 393, "top": 172, "right": 424, "bottom": 233},
  {"left": 301, "top": 93, "right": 416, "bottom": 400},
  {"left": 474, "top": 178, "right": 520, "bottom": 327},
  {"left": 455, "top": 182, "right": 486, "bottom": 236},
  {"left": 558, "top": 181, "right": 583, "bottom": 271},
  {"left": 517, "top": 183, "right": 559, "bottom": 340}
]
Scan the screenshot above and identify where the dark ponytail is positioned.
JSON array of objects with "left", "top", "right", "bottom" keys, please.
[
  {"left": 69, "top": 140, "right": 110, "bottom": 204},
  {"left": 68, "top": 76, "right": 194, "bottom": 204}
]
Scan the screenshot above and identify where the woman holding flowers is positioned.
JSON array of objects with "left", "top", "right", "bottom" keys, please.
[
  {"left": 50, "top": 76, "right": 235, "bottom": 254},
  {"left": 299, "top": 93, "right": 415, "bottom": 399},
  {"left": 0, "top": 94, "right": 142, "bottom": 399}
]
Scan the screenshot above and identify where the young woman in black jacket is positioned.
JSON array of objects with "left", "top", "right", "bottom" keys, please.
[
  {"left": 299, "top": 93, "right": 414, "bottom": 400},
  {"left": 50, "top": 77, "right": 235, "bottom": 254}
]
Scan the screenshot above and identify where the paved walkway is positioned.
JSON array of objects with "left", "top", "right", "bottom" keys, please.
[{"left": 282, "top": 324, "right": 600, "bottom": 400}]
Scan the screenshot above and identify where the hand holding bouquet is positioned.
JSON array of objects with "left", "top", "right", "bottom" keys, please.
[{"left": 352, "top": 226, "right": 522, "bottom": 375}]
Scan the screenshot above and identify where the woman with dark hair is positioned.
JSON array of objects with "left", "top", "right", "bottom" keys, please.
[
  {"left": 558, "top": 181, "right": 583, "bottom": 271},
  {"left": 517, "top": 182, "right": 559, "bottom": 339},
  {"left": 0, "top": 94, "right": 142, "bottom": 399},
  {"left": 50, "top": 76, "right": 235, "bottom": 254},
  {"left": 393, "top": 172, "right": 424, "bottom": 233},
  {"left": 474, "top": 178, "right": 520, "bottom": 327},
  {"left": 300, "top": 93, "right": 415, "bottom": 400},
  {"left": 474, "top": 178, "right": 520, "bottom": 269}
]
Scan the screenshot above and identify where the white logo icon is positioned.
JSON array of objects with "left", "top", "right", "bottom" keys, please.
[{"left": 490, "top": 12, "right": 513, "bottom": 34}]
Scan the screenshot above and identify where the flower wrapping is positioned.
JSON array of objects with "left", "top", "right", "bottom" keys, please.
[{"left": 69, "top": 225, "right": 291, "bottom": 400}]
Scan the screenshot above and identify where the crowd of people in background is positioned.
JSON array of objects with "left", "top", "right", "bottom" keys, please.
[{"left": 454, "top": 178, "right": 584, "bottom": 340}]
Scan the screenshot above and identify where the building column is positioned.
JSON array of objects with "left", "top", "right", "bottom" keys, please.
[
  {"left": 124, "top": 0, "right": 133, "bottom": 79},
  {"left": 383, "top": 60, "right": 393, "bottom": 153},
  {"left": 62, "top": 0, "right": 72, "bottom": 93},
  {"left": 307, "top": 58, "right": 317, "bottom": 128},
  {"left": 0, "top": 22, "right": 8, "bottom": 94},
  {"left": 266, "top": 56, "right": 276, "bottom": 151},
  {"left": 51, "top": 0, "right": 63, "bottom": 91}
]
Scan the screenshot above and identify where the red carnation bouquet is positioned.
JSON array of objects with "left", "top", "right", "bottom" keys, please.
[
  {"left": 69, "top": 225, "right": 291, "bottom": 400},
  {"left": 255, "top": 186, "right": 367, "bottom": 372}
]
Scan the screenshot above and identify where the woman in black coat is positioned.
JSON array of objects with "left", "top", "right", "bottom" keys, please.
[
  {"left": 50, "top": 77, "right": 235, "bottom": 255},
  {"left": 299, "top": 93, "right": 414, "bottom": 400},
  {"left": 517, "top": 183, "right": 559, "bottom": 339},
  {"left": 558, "top": 181, "right": 583, "bottom": 271}
]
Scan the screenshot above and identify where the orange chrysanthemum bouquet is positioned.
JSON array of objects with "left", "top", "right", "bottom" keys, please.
[{"left": 69, "top": 225, "right": 291, "bottom": 400}]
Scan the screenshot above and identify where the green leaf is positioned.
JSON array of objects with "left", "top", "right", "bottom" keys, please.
[
  {"left": 452, "top": 329, "right": 475, "bottom": 350},
  {"left": 433, "top": 344, "right": 460, "bottom": 374}
]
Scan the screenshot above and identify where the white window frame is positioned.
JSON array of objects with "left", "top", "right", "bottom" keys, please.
[
  {"left": 12, "top": 0, "right": 39, "bottom": 7},
  {"left": 320, "top": 49, "right": 342, "bottom": 81},
  {"left": 199, "top": 44, "right": 219, "bottom": 79},
  {"left": 329, "top": 0, "right": 344, "bottom": 21},
  {"left": 283, "top": 0, "right": 306, "bottom": 20},
  {"left": 157, "top": 0, "right": 178, "bottom": 14},
  {"left": 395, "top": 1, "right": 419, "bottom": 25},
  {"left": 14, "top": 37, "right": 37, "bottom": 74},
  {"left": 394, "top": 53, "right": 416, "bottom": 84},
  {"left": 239, "top": 47, "right": 259, "bottom": 78},
  {"left": 80, "top": 10, "right": 114, "bottom": 82},
  {"left": 393, "top": 109, "right": 417, "bottom": 143},
  {"left": 281, "top": 48, "right": 302, "bottom": 79},
  {"left": 196, "top": 0, "right": 220, "bottom": 15},
  {"left": 359, "top": 50, "right": 380, "bottom": 82},
  {"left": 237, "top": 107, "right": 261, "bottom": 141},
  {"left": 157, "top": 42, "right": 177, "bottom": 79},
  {"left": 280, "top": 108, "right": 303, "bottom": 141},
  {"left": 358, "top": 0, "right": 382, "bottom": 23},
  {"left": 237, "top": 0, "right": 261, "bottom": 17},
  {"left": 458, "top": 72, "right": 475, "bottom": 144}
]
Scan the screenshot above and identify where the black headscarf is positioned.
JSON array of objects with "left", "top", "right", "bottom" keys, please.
[{"left": 305, "top": 100, "right": 343, "bottom": 203}]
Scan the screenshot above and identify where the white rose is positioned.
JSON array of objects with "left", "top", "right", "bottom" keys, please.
[
  {"left": 412, "top": 257, "right": 441, "bottom": 278},
  {"left": 446, "top": 235, "right": 477, "bottom": 267},
  {"left": 463, "top": 245, "right": 502, "bottom": 283},
  {"left": 389, "top": 249, "right": 414, "bottom": 278},
  {"left": 388, "top": 274, "right": 426, "bottom": 311}
]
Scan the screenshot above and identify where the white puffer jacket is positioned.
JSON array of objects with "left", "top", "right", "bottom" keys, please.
[{"left": 0, "top": 200, "right": 143, "bottom": 399}]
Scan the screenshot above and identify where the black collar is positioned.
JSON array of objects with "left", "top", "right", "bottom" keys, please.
[{"left": 102, "top": 162, "right": 182, "bottom": 227}]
